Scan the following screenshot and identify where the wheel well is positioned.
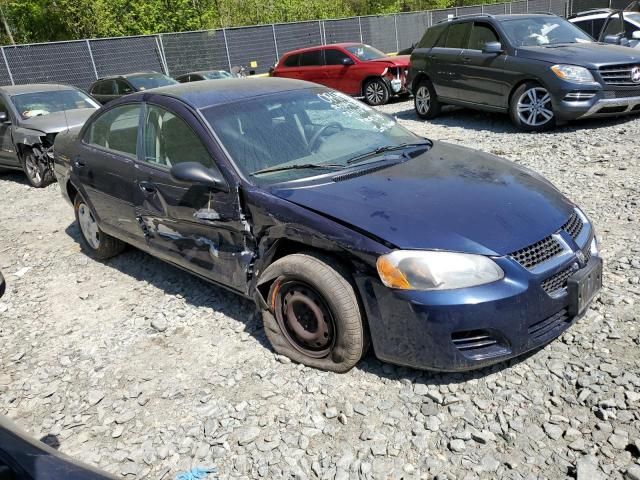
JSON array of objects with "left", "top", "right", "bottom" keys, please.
[
  {"left": 361, "top": 75, "right": 388, "bottom": 96},
  {"left": 411, "top": 72, "right": 430, "bottom": 93},
  {"left": 66, "top": 181, "right": 78, "bottom": 203}
]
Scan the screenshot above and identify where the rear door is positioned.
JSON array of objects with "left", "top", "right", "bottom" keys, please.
[
  {"left": 275, "top": 53, "right": 302, "bottom": 79},
  {"left": 0, "top": 95, "right": 18, "bottom": 166},
  {"left": 429, "top": 22, "right": 471, "bottom": 100},
  {"left": 133, "top": 98, "right": 252, "bottom": 291},
  {"left": 74, "top": 103, "right": 142, "bottom": 242},
  {"left": 458, "top": 21, "right": 509, "bottom": 107},
  {"left": 298, "top": 49, "right": 326, "bottom": 85}
]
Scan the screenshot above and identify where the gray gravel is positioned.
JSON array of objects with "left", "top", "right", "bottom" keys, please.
[{"left": 1, "top": 100, "right": 639, "bottom": 479}]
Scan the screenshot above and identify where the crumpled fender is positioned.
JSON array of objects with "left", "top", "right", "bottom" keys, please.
[{"left": 12, "top": 126, "right": 46, "bottom": 149}]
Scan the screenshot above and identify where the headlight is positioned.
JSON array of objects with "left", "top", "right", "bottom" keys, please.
[
  {"left": 550, "top": 64, "right": 595, "bottom": 84},
  {"left": 376, "top": 251, "right": 504, "bottom": 291}
]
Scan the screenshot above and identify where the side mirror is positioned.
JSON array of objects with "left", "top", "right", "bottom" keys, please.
[
  {"left": 603, "top": 34, "right": 622, "bottom": 44},
  {"left": 633, "top": 31, "right": 640, "bottom": 40},
  {"left": 482, "top": 41, "right": 503, "bottom": 54},
  {"left": 342, "top": 57, "right": 355, "bottom": 66},
  {"left": 0, "top": 111, "right": 9, "bottom": 123},
  {"left": 170, "top": 162, "right": 227, "bottom": 191}
]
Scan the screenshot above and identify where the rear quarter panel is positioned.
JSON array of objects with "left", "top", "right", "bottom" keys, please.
[{"left": 53, "top": 126, "right": 82, "bottom": 204}]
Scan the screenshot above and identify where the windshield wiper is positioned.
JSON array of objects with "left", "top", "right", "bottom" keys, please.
[
  {"left": 250, "top": 163, "right": 344, "bottom": 176},
  {"left": 346, "top": 140, "right": 432, "bottom": 165}
]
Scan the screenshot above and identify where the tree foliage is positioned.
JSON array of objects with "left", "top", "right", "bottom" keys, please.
[{"left": 0, "top": 0, "right": 493, "bottom": 44}]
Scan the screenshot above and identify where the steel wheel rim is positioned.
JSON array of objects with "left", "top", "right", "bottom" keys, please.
[
  {"left": 517, "top": 87, "right": 554, "bottom": 126},
  {"left": 25, "top": 154, "right": 41, "bottom": 184},
  {"left": 415, "top": 86, "right": 431, "bottom": 115},
  {"left": 274, "top": 280, "right": 335, "bottom": 358},
  {"left": 366, "top": 82, "right": 385, "bottom": 104},
  {"left": 78, "top": 203, "right": 100, "bottom": 249}
]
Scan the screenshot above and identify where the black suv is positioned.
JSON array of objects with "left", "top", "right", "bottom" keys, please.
[
  {"left": 89, "top": 72, "right": 177, "bottom": 104},
  {"left": 407, "top": 13, "right": 640, "bottom": 131}
]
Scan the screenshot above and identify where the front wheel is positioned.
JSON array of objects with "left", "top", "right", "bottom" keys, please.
[
  {"left": 364, "top": 78, "right": 390, "bottom": 106},
  {"left": 74, "top": 193, "right": 125, "bottom": 260},
  {"left": 259, "top": 253, "right": 368, "bottom": 373},
  {"left": 509, "top": 82, "right": 556, "bottom": 132},
  {"left": 21, "top": 148, "right": 54, "bottom": 188}
]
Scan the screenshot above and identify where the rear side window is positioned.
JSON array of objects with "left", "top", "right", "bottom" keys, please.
[
  {"left": 445, "top": 22, "right": 472, "bottom": 48},
  {"left": 115, "top": 79, "right": 133, "bottom": 95},
  {"left": 283, "top": 54, "right": 300, "bottom": 67},
  {"left": 468, "top": 23, "right": 500, "bottom": 50},
  {"left": 300, "top": 50, "right": 322, "bottom": 67},
  {"left": 93, "top": 80, "right": 114, "bottom": 95},
  {"left": 84, "top": 104, "right": 140, "bottom": 156},
  {"left": 418, "top": 25, "right": 446, "bottom": 48}
]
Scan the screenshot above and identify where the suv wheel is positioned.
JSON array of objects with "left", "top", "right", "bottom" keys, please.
[
  {"left": 414, "top": 79, "right": 441, "bottom": 119},
  {"left": 510, "top": 82, "right": 556, "bottom": 131},
  {"left": 364, "top": 78, "right": 390, "bottom": 106}
]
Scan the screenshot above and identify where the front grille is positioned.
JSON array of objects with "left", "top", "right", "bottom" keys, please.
[
  {"left": 562, "top": 211, "right": 583, "bottom": 240},
  {"left": 604, "top": 89, "right": 640, "bottom": 98},
  {"left": 599, "top": 64, "right": 640, "bottom": 86},
  {"left": 528, "top": 309, "right": 571, "bottom": 342},
  {"left": 451, "top": 329, "right": 510, "bottom": 360},
  {"left": 510, "top": 235, "right": 563, "bottom": 270},
  {"left": 541, "top": 265, "right": 574, "bottom": 295}
]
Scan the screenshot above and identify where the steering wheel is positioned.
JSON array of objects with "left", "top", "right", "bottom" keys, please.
[{"left": 308, "top": 122, "right": 344, "bottom": 151}]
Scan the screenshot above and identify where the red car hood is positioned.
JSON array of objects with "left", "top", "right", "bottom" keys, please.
[{"left": 366, "top": 55, "right": 410, "bottom": 67}]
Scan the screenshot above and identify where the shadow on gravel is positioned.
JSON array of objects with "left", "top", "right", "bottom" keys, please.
[
  {"left": 0, "top": 169, "right": 30, "bottom": 186},
  {"left": 64, "top": 223, "right": 271, "bottom": 352},
  {"left": 391, "top": 104, "right": 640, "bottom": 135}
]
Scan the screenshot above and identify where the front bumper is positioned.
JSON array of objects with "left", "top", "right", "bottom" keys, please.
[
  {"left": 355, "top": 245, "right": 600, "bottom": 372},
  {"left": 550, "top": 80, "right": 640, "bottom": 120}
]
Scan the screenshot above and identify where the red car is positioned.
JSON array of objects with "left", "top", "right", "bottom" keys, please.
[{"left": 271, "top": 43, "right": 410, "bottom": 106}]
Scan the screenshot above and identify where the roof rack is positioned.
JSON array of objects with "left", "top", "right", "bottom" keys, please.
[
  {"left": 571, "top": 8, "right": 614, "bottom": 17},
  {"left": 436, "top": 13, "right": 494, "bottom": 23}
]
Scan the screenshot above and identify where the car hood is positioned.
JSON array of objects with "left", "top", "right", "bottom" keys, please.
[
  {"left": 366, "top": 55, "right": 411, "bottom": 67},
  {"left": 517, "top": 42, "right": 640, "bottom": 68},
  {"left": 20, "top": 108, "right": 97, "bottom": 134},
  {"left": 269, "top": 142, "right": 574, "bottom": 256}
]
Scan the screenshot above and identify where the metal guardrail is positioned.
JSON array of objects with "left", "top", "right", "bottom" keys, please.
[{"left": 0, "top": 0, "right": 614, "bottom": 90}]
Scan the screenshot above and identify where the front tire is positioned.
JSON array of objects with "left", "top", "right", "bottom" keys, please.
[
  {"left": 260, "top": 253, "right": 367, "bottom": 373},
  {"left": 21, "top": 148, "right": 54, "bottom": 188},
  {"left": 414, "top": 78, "right": 441, "bottom": 119},
  {"left": 509, "top": 82, "right": 556, "bottom": 132},
  {"left": 74, "top": 193, "right": 125, "bottom": 260},
  {"left": 364, "top": 78, "right": 390, "bottom": 106}
]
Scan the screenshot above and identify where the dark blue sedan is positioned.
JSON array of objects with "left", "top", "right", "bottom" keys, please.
[{"left": 53, "top": 78, "right": 602, "bottom": 372}]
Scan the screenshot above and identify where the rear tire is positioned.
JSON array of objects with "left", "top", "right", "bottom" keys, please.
[
  {"left": 364, "top": 78, "right": 390, "bottom": 106},
  {"left": 414, "top": 78, "right": 441, "bottom": 119},
  {"left": 74, "top": 193, "right": 125, "bottom": 260},
  {"left": 21, "top": 147, "right": 54, "bottom": 188},
  {"left": 260, "top": 253, "right": 368, "bottom": 373},
  {"left": 509, "top": 82, "right": 556, "bottom": 132}
]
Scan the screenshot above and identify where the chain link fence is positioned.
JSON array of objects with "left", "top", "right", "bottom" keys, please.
[{"left": 0, "top": 0, "right": 617, "bottom": 89}]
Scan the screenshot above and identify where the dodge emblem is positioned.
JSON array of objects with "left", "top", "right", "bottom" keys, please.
[{"left": 632, "top": 66, "right": 640, "bottom": 84}]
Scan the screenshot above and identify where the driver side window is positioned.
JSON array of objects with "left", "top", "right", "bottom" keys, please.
[
  {"left": 143, "top": 105, "right": 213, "bottom": 169},
  {"left": 468, "top": 23, "right": 500, "bottom": 50}
]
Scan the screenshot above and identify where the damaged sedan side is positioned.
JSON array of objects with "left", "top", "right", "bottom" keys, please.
[{"left": 0, "top": 84, "right": 99, "bottom": 187}]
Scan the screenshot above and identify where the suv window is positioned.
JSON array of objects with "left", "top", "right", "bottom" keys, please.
[
  {"left": 283, "top": 54, "right": 300, "bottom": 67},
  {"left": 93, "top": 80, "right": 114, "bottom": 95},
  {"left": 84, "top": 104, "right": 140, "bottom": 156},
  {"left": 300, "top": 50, "right": 322, "bottom": 67},
  {"left": 324, "top": 48, "right": 349, "bottom": 65},
  {"left": 143, "top": 105, "right": 213, "bottom": 169},
  {"left": 445, "top": 22, "right": 472, "bottom": 48},
  {"left": 419, "top": 24, "right": 446, "bottom": 48},
  {"left": 115, "top": 79, "right": 134, "bottom": 95},
  {"left": 468, "top": 22, "right": 499, "bottom": 50}
]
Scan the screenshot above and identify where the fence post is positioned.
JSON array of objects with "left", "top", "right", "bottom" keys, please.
[
  {"left": 271, "top": 24, "right": 279, "bottom": 59},
  {"left": 222, "top": 28, "right": 233, "bottom": 70},
  {"left": 85, "top": 40, "right": 99, "bottom": 79},
  {"left": 318, "top": 20, "right": 324, "bottom": 44},
  {"left": 1, "top": 47, "right": 13, "bottom": 85},
  {"left": 156, "top": 34, "right": 170, "bottom": 75},
  {"left": 394, "top": 14, "right": 399, "bottom": 53},
  {"left": 358, "top": 17, "right": 363, "bottom": 43}
]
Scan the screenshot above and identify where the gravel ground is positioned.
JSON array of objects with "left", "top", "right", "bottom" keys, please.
[{"left": 1, "top": 101, "right": 639, "bottom": 480}]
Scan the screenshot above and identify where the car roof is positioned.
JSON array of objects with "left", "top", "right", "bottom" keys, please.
[
  {"left": 179, "top": 70, "right": 228, "bottom": 76},
  {"left": 94, "top": 71, "right": 163, "bottom": 81},
  {"left": 282, "top": 42, "right": 364, "bottom": 57},
  {"left": 0, "top": 83, "right": 78, "bottom": 95},
  {"left": 440, "top": 13, "right": 560, "bottom": 24},
  {"left": 135, "top": 77, "right": 320, "bottom": 110}
]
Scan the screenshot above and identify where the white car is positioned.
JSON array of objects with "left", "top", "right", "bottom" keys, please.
[{"left": 569, "top": 8, "right": 640, "bottom": 48}]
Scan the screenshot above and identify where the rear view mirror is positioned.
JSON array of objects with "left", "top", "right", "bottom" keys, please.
[
  {"left": 633, "top": 31, "right": 640, "bottom": 40},
  {"left": 482, "top": 41, "right": 503, "bottom": 54},
  {"left": 170, "top": 162, "right": 227, "bottom": 191},
  {"left": 342, "top": 57, "right": 355, "bottom": 66}
]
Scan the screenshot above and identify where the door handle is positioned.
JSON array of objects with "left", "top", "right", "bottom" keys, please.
[
  {"left": 74, "top": 159, "right": 86, "bottom": 168},
  {"left": 462, "top": 57, "right": 471, "bottom": 63},
  {"left": 139, "top": 181, "right": 157, "bottom": 194}
]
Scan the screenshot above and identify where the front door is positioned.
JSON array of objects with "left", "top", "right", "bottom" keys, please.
[
  {"left": 323, "top": 48, "right": 353, "bottom": 91},
  {"left": 0, "top": 96, "right": 17, "bottom": 166},
  {"left": 458, "top": 22, "right": 509, "bottom": 108},
  {"left": 74, "top": 103, "right": 142, "bottom": 242},
  {"left": 133, "top": 99, "right": 252, "bottom": 292}
]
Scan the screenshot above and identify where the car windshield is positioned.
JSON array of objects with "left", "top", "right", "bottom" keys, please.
[
  {"left": 501, "top": 17, "right": 593, "bottom": 46},
  {"left": 344, "top": 44, "right": 387, "bottom": 61},
  {"left": 127, "top": 73, "right": 178, "bottom": 90},
  {"left": 11, "top": 90, "right": 99, "bottom": 120},
  {"left": 202, "top": 87, "right": 421, "bottom": 185},
  {"left": 203, "top": 71, "right": 232, "bottom": 79}
]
